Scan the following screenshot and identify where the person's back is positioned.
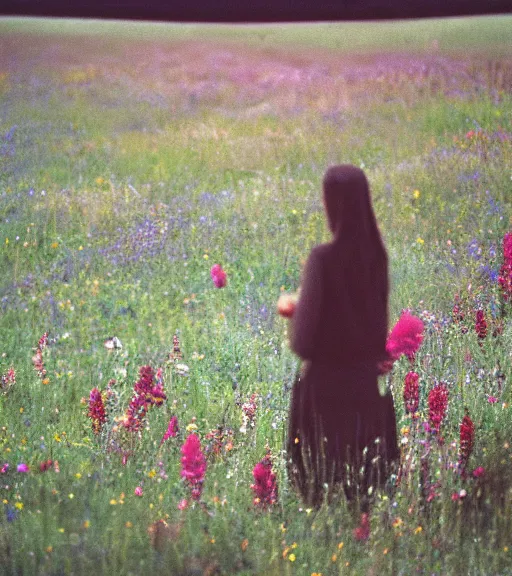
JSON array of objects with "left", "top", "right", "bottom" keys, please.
[{"left": 284, "top": 164, "right": 398, "bottom": 516}]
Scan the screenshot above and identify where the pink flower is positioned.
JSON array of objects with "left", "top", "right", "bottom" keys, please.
[
  {"left": 503, "top": 231, "right": 512, "bottom": 262},
  {"left": 134, "top": 486, "right": 143, "bottom": 497},
  {"left": 428, "top": 383, "right": 449, "bottom": 433},
  {"left": 386, "top": 310, "right": 424, "bottom": 361},
  {"left": 251, "top": 454, "right": 278, "bottom": 508},
  {"left": 17, "top": 463, "right": 29, "bottom": 473},
  {"left": 180, "top": 434, "right": 207, "bottom": 500},
  {"left": 160, "top": 415, "right": 179, "bottom": 445},
  {"left": 210, "top": 264, "right": 227, "bottom": 288},
  {"left": 488, "top": 396, "right": 498, "bottom": 404},
  {"left": 178, "top": 498, "right": 188, "bottom": 510},
  {"left": 473, "top": 466, "right": 485, "bottom": 478},
  {"left": 1, "top": 463, "right": 9, "bottom": 474}
]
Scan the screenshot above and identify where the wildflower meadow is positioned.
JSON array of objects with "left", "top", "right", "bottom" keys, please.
[{"left": 1, "top": 15, "right": 512, "bottom": 576}]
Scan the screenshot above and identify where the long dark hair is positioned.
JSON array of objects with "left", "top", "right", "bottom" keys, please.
[{"left": 322, "top": 165, "right": 389, "bottom": 358}]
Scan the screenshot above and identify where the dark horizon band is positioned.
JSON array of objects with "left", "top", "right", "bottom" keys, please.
[{"left": 2, "top": 0, "right": 512, "bottom": 24}]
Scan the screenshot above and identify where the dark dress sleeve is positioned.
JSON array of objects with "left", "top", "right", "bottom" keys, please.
[{"left": 290, "top": 248, "right": 323, "bottom": 360}]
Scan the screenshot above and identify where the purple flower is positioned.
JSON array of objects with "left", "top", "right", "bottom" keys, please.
[{"left": 17, "top": 463, "right": 29, "bottom": 473}]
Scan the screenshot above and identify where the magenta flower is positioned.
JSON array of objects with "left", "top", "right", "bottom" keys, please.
[
  {"left": 488, "top": 396, "right": 498, "bottom": 404},
  {"left": 386, "top": 310, "right": 424, "bottom": 361},
  {"left": 17, "top": 463, "right": 29, "bottom": 473},
  {"left": 210, "top": 264, "right": 227, "bottom": 288},
  {"left": 134, "top": 486, "right": 143, "bottom": 497},
  {"left": 473, "top": 466, "right": 485, "bottom": 478},
  {"left": 251, "top": 454, "right": 278, "bottom": 508},
  {"left": 160, "top": 415, "right": 179, "bottom": 445},
  {"left": 1, "top": 463, "right": 9, "bottom": 474},
  {"left": 181, "top": 434, "right": 207, "bottom": 500}
]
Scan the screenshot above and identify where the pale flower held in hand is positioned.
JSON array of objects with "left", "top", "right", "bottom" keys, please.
[{"left": 277, "top": 292, "right": 299, "bottom": 318}]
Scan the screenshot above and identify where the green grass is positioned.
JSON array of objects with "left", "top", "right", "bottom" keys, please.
[{"left": 0, "top": 15, "right": 512, "bottom": 576}]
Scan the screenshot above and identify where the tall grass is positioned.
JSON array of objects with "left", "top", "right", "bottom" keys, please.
[{"left": 0, "top": 16, "right": 511, "bottom": 576}]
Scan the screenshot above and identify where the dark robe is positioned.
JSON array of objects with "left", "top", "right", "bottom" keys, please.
[{"left": 286, "top": 165, "right": 399, "bottom": 510}]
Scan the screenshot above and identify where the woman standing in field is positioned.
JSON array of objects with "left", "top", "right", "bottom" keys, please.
[{"left": 278, "top": 165, "right": 399, "bottom": 518}]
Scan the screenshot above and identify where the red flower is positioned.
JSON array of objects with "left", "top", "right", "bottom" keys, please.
[
  {"left": 210, "top": 264, "right": 227, "bottom": 288},
  {"left": 88, "top": 387, "right": 107, "bottom": 435},
  {"left": 428, "top": 383, "right": 449, "bottom": 433},
  {"left": 160, "top": 415, "right": 179, "bottom": 445},
  {"left": 452, "top": 294, "right": 465, "bottom": 324},
  {"left": 251, "top": 453, "right": 278, "bottom": 508},
  {"left": 403, "top": 371, "right": 420, "bottom": 414},
  {"left": 38, "top": 332, "right": 49, "bottom": 351},
  {"left": 1, "top": 367, "right": 16, "bottom": 393},
  {"left": 353, "top": 513, "right": 370, "bottom": 542},
  {"left": 123, "top": 366, "right": 166, "bottom": 432},
  {"left": 475, "top": 310, "right": 487, "bottom": 341},
  {"left": 459, "top": 413, "right": 475, "bottom": 470},
  {"left": 386, "top": 310, "right": 424, "bottom": 361},
  {"left": 181, "top": 434, "right": 207, "bottom": 500},
  {"left": 39, "top": 459, "right": 53, "bottom": 473}
]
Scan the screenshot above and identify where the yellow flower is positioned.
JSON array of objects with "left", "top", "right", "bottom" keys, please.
[
  {"left": 288, "top": 554, "right": 296, "bottom": 562},
  {"left": 51, "top": 242, "right": 59, "bottom": 249},
  {"left": 504, "top": 546, "right": 509, "bottom": 553},
  {"left": 413, "top": 189, "right": 421, "bottom": 199},
  {"left": 75, "top": 473, "right": 82, "bottom": 479},
  {"left": 148, "top": 469, "right": 157, "bottom": 478},
  {"left": 331, "top": 554, "right": 337, "bottom": 562},
  {"left": 42, "top": 378, "right": 50, "bottom": 385},
  {"left": 110, "top": 499, "right": 117, "bottom": 505},
  {"left": 58, "top": 528, "right": 65, "bottom": 533},
  {"left": 46, "top": 546, "right": 53, "bottom": 553},
  {"left": 125, "top": 521, "right": 133, "bottom": 528},
  {"left": 186, "top": 423, "right": 198, "bottom": 432},
  {"left": 54, "top": 433, "right": 61, "bottom": 442},
  {"left": 414, "top": 526, "right": 423, "bottom": 534},
  {"left": 416, "top": 237, "right": 424, "bottom": 245},
  {"left": 68, "top": 494, "right": 74, "bottom": 499},
  {"left": 95, "top": 177, "right": 105, "bottom": 185},
  {"left": 338, "top": 542, "right": 344, "bottom": 549},
  {"left": 19, "top": 407, "right": 24, "bottom": 414},
  {"left": 83, "top": 520, "right": 90, "bottom": 529},
  {"left": 2, "top": 499, "right": 8, "bottom": 504},
  {"left": 15, "top": 502, "right": 23, "bottom": 510}
]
